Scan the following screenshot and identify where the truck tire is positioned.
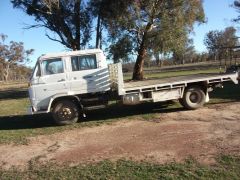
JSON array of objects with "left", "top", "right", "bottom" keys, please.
[
  {"left": 180, "top": 86, "right": 206, "bottom": 110},
  {"left": 52, "top": 100, "right": 79, "bottom": 125}
]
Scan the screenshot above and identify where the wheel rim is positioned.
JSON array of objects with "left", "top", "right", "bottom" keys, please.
[
  {"left": 189, "top": 92, "right": 200, "bottom": 103},
  {"left": 58, "top": 106, "right": 75, "bottom": 121}
]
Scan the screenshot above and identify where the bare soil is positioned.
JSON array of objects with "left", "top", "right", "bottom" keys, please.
[{"left": 0, "top": 102, "right": 240, "bottom": 169}]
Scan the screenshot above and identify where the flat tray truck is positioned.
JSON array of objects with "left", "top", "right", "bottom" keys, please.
[{"left": 28, "top": 49, "right": 239, "bottom": 125}]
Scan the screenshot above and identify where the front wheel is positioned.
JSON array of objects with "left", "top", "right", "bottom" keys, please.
[
  {"left": 52, "top": 100, "right": 79, "bottom": 125},
  {"left": 179, "top": 86, "right": 206, "bottom": 110}
]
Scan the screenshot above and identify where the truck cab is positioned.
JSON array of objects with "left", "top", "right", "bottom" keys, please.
[{"left": 28, "top": 49, "right": 111, "bottom": 123}]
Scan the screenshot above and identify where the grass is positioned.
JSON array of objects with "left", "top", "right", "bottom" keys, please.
[
  {"left": 0, "top": 98, "right": 29, "bottom": 116},
  {"left": 0, "top": 155, "right": 239, "bottom": 179},
  {"left": 0, "top": 82, "right": 27, "bottom": 91},
  {"left": 0, "top": 86, "right": 30, "bottom": 117}
]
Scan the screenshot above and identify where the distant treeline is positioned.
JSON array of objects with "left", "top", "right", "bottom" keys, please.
[{"left": 0, "top": 64, "right": 32, "bottom": 82}]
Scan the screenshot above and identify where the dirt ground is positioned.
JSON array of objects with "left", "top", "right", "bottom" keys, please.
[{"left": 0, "top": 102, "right": 240, "bottom": 169}]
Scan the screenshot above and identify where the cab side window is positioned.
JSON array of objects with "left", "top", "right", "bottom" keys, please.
[
  {"left": 71, "top": 55, "right": 97, "bottom": 71},
  {"left": 42, "top": 58, "right": 64, "bottom": 75}
]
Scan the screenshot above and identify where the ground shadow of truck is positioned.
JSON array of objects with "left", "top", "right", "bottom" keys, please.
[
  {"left": 0, "top": 102, "right": 183, "bottom": 130},
  {"left": 0, "top": 88, "right": 28, "bottom": 100}
]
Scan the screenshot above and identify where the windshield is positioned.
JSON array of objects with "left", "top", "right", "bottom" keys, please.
[{"left": 42, "top": 58, "right": 63, "bottom": 75}]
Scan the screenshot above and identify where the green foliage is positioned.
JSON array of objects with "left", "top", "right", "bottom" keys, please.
[
  {"left": 0, "top": 155, "right": 240, "bottom": 179},
  {"left": 204, "top": 27, "right": 238, "bottom": 60},
  {"left": 103, "top": 0, "right": 205, "bottom": 79},
  {"left": 172, "top": 39, "right": 196, "bottom": 64},
  {"left": 107, "top": 35, "right": 133, "bottom": 63}
]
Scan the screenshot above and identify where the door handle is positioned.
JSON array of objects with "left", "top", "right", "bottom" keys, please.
[
  {"left": 84, "top": 76, "right": 93, "bottom": 79},
  {"left": 58, "top": 79, "right": 65, "bottom": 82}
]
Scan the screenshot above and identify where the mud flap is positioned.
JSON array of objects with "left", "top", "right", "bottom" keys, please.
[
  {"left": 79, "top": 102, "right": 86, "bottom": 118},
  {"left": 205, "top": 92, "right": 210, "bottom": 103}
]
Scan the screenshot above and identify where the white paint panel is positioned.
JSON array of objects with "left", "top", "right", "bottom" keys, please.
[{"left": 152, "top": 89, "right": 182, "bottom": 102}]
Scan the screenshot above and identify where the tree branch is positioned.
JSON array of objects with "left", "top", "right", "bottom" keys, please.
[
  {"left": 22, "top": 23, "right": 45, "bottom": 30},
  {"left": 45, "top": 33, "right": 64, "bottom": 44}
]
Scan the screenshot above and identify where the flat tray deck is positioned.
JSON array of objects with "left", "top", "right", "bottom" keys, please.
[{"left": 124, "top": 73, "right": 232, "bottom": 91}]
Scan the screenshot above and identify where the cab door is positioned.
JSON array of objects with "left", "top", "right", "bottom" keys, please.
[
  {"left": 30, "top": 58, "right": 68, "bottom": 110},
  {"left": 68, "top": 54, "right": 110, "bottom": 94}
]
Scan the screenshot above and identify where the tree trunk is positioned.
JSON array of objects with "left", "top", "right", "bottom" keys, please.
[
  {"left": 96, "top": 15, "right": 101, "bottom": 49},
  {"left": 132, "top": 38, "right": 147, "bottom": 80},
  {"left": 154, "top": 53, "right": 160, "bottom": 66},
  {"left": 181, "top": 54, "right": 185, "bottom": 65},
  {"left": 181, "top": 59, "right": 185, "bottom": 64},
  {"left": 230, "top": 50, "right": 233, "bottom": 65},
  {"left": 74, "top": 0, "right": 81, "bottom": 50},
  {"left": 132, "top": 23, "right": 152, "bottom": 80},
  {"left": 3, "top": 63, "right": 10, "bottom": 82},
  {"left": 160, "top": 60, "right": 163, "bottom": 67}
]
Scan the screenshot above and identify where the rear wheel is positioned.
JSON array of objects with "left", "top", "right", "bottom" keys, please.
[
  {"left": 180, "top": 86, "right": 206, "bottom": 110},
  {"left": 52, "top": 100, "right": 79, "bottom": 125}
]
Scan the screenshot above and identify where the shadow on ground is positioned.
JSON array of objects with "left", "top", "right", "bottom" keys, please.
[
  {"left": 0, "top": 88, "right": 28, "bottom": 100},
  {"left": 0, "top": 102, "right": 184, "bottom": 131},
  {"left": 0, "top": 114, "right": 55, "bottom": 130}
]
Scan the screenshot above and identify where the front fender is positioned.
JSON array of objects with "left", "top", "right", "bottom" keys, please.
[{"left": 47, "top": 93, "right": 80, "bottom": 113}]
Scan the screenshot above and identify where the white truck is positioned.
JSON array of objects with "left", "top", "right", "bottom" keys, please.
[{"left": 28, "top": 49, "right": 239, "bottom": 125}]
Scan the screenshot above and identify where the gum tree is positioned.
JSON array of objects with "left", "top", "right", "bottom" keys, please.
[
  {"left": 0, "top": 34, "right": 33, "bottom": 81},
  {"left": 104, "top": 0, "right": 205, "bottom": 80}
]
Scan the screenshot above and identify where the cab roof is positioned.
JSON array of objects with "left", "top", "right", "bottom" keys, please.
[{"left": 38, "top": 49, "right": 103, "bottom": 61}]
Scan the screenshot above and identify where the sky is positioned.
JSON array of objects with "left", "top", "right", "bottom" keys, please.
[{"left": 0, "top": 0, "right": 239, "bottom": 67}]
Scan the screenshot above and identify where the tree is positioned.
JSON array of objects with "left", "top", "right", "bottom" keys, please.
[
  {"left": 204, "top": 27, "right": 238, "bottom": 61},
  {"left": 204, "top": 30, "right": 221, "bottom": 60},
  {"left": 12, "top": 0, "right": 92, "bottom": 50},
  {"left": 172, "top": 38, "right": 196, "bottom": 65},
  {"left": 221, "top": 27, "right": 238, "bottom": 47},
  {"left": 103, "top": 0, "right": 205, "bottom": 80},
  {"left": 0, "top": 34, "right": 33, "bottom": 82},
  {"left": 107, "top": 35, "right": 133, "bottom": 63},
  {"left": 234, "top": 0, "right": 240, "bottom": 21},
  {"left": 220, "top": 27, "right": 238, "bottom": 62},
  {"left": 88, "top": 0, "right": 107, "bottom": 49}
]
